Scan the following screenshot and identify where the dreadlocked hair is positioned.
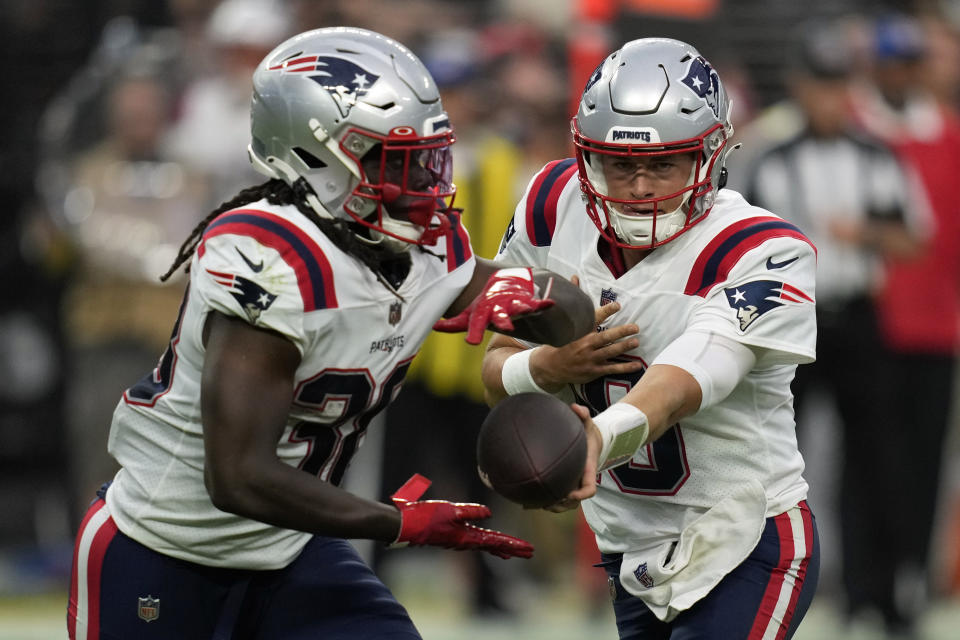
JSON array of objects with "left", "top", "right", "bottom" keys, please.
[{"left": 160, "top": 178, "right": 398, "bottom": 284}]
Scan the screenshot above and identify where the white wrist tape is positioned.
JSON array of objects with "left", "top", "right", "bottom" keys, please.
[
  {"left": 501, "top": 348, "right": 549, "bottom": 395},
  {"left": 594, "top": 403, "right": 649, "bottom": 471}
]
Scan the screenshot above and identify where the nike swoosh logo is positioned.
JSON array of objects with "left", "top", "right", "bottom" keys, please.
[
  {"left": 235, "top": 247, "right": 264, "bottom": 272},
  {"left": 766, "top": 256, "right": 798, "bottom": 270}
]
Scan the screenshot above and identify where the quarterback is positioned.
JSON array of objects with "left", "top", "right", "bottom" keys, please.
[
  {"left": 483, "top": 38, "right": 820, "bottom": 639},
  {"left": 67, "top": 28, "right": 591, "bottom": 640}
]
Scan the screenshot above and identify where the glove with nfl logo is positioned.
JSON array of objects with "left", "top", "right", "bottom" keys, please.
[
  {"left": 391, "top": 474, "right": 534, "bottom": 559},
  {"left": 433, "top": 267, "right": 555, "bottom": 345}
]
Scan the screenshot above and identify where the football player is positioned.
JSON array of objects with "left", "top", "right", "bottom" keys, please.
[
  {"left": 67, "top": 27, "right": 591, "bottom": 640},
  {"left": 483, "top": 38, "right": 820, "bottom": 639}
]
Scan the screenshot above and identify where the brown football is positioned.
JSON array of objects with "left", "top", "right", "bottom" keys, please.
[{"left": 477, "top": 393, "right": 587, "bottom": 509}]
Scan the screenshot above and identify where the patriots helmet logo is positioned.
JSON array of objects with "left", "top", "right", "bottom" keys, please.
[
  {"left": 583, "top": 61, "right": 604, "bottom": 94},
  {"left": 725, "top": 280, "right": 813, "bottom": 331},
  {"left": 207, "top": 269, "right": 278, "bottom": 323},
  {"left": 680, "top": 56, "right": 722, "bottom": 118},
  {"left": 270, "top": 55, "right": 380, "bottom": 118}
]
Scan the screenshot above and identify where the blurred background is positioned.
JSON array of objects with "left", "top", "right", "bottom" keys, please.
[{"left": 1, "top": 0, "right": 959, "bottom": 638}]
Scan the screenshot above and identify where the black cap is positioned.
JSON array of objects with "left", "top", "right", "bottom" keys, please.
[{"left": 792, "top": 22, "right": 854, "bottom": 79}]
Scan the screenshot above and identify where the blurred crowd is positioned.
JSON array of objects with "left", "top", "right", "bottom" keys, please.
[{"left": 0, "top": 0, "right": 958, "bottom": 638}]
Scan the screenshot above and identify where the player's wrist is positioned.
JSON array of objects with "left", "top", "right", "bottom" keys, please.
[
  {"left": 594, "top": 403, "right": 649, "bottom": 471},
  {"left": 501, "top": 348, "right": 551, "bottom": 395},
  {"left": 527, "top": 347, "right": 569, "bottom": 393}
]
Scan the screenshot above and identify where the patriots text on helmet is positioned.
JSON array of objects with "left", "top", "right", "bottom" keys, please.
[{"left": 606, "top": 127, "right": 661, "bottom": 143}]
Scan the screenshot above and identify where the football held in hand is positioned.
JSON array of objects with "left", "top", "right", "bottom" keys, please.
[{"left": 477, "top": 393, "right": 587, "bottom": 509}]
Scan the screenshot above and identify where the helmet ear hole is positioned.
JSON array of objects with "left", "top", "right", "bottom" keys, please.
[{"left": 292, "top": 147, "right": 327, "bottom": 169}]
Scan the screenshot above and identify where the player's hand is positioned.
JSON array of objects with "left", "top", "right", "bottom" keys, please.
[
  {"left": 545, "top": 404, "right": 600, "bottom": 513},
  {"left": 391, "top": 474, "right": 534, "bottom": 559},
  {"left": 433, "top": 267, "right": 554, "bottom": 345},
  {"left": 527, "top": 298, "right": 645, "bottom": 391}
]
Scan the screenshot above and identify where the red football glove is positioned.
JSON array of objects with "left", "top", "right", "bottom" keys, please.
[
  {"left": 433, "top": 267, "right": 555, "bottom": 345},
  {"left": 391, "top": 474, "right": 534, "bottom": 559}
]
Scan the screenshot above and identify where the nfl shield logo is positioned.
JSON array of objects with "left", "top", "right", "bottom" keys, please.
[
  {"left": 600, "top": 288, "right": 618, "bottom": 306},
  {"left": 634, "top": 562, "right": 655, "bottom": 589},
  {"left": 138, "top": 595, "right": 160, "bottom": 622},
  {"left": 388, "top": 301, "right": 402, "bottom": 325}
]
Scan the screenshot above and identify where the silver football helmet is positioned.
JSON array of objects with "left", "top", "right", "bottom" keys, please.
[
  {"left": 573, "top": 38, "right": 734, "bottom": 249},
  {"left": 248, "top": 27, "right": 456, "bottom": 251}
]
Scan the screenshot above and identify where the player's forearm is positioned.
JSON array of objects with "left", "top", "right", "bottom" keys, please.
[
  {"left": 620, "top": 363, "right": 702, "bottom": 443},
  {"left": 205, "top": 459, "right": 401, "bottom": 542},
  {"left": 481, "top": 343, "right": 522, "bottom": 406},
  {"left": 590, "top": 364, "right": 701, "bottom": 471},
  {"left": 482, "top": 335, "right": 571, "bottom": 405}
]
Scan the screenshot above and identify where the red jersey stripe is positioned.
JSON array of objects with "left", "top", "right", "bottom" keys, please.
[
  {"left": 201, "top": 209, "right": 338, "bottom": 311},
  {"left": 445, "top": 211, "right": 473, "bottom": 272},
  {"left": 525, "top": 159, "right": 577, "bottom": 246},
  {"left": 685, "top": 217, "right": 816, "bottom": 297},
  {"left": 747, "top": 511, "right": 795, "bottom": 640},
  {"left": 775, "top": 504, "right": 814, "bottom": 640}
]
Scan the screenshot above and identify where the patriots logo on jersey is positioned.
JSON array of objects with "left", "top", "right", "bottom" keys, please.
[
  {"left": 680, "top": 56, "right": 722, "bottom": 118},
  {"left": 725, "top": 280, "right": 813, "bottom": 331},
  {"left": 269, "top": 55, "right": 380, "bottom": 118},
  {"left": 207, "top": 269, "right": 278, "bottom": 323}
]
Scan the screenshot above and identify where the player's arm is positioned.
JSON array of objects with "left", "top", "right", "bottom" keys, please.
[
  {"left": 481, "top": 298, "right": 645, "bottom": 406},
  {"left": 435, "top": 257, "right": 595, "bottom": 347},
  {"left": 556, "top": 331, "right": 758, "bottom": 511},
  {"left": 200, "top": 311, "right": 532, "bottom": 558},
  {"left": 200, "top": 311, "right": 402, "bottom": 540}
]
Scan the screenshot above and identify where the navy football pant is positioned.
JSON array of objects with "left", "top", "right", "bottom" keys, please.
[
  {"left": 68, "top": 495, "right": 421, "bottom": 639},
  {"left": 601, "top": 501, "right": 820, "bottom": 640}
]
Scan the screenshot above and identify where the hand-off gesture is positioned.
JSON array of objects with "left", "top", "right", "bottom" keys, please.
[
  {"left": 391, "top": 474, "right": 534, "bottom": 559},
  {"left": 528, "top": 290, "right": 646, "bottom": 392},
  {"left": 433, "top": 267, "right": 554, "bottom": 345},
  {"left": 545, "top": 403, "right": 601, "bottom": 513}
]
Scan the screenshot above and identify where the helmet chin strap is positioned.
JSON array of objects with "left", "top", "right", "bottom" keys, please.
[
  {"left": 365, "top": 227, "right": 415, "bottom": 253},
  {"left": 610, "top": 201, "right": 685, "bottom": 246}
]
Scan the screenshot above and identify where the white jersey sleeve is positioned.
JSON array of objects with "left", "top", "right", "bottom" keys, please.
[
  {"left": 193, "top": 228, "right": 311, "bottom": 353},
  {"left": 495, "top": 159, "right": 580, "bottom": 269},
  {"left": 684, "top": 226, "right": 817, "bottom": 367}
]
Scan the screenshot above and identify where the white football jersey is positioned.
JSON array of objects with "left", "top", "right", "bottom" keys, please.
[
  {"left": 496, "top": 159, "right": 817, "bottom": 554},
  {"left": 106, "top": 199, "right": 475, "bottom": 569}
]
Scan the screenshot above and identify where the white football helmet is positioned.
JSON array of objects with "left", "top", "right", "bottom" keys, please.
[
  {"left": 573, "top": 38, "right": 734, "bottom": 249},
  {"left": 248, "top": 27, "right": 456, "bottom": 251}
]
